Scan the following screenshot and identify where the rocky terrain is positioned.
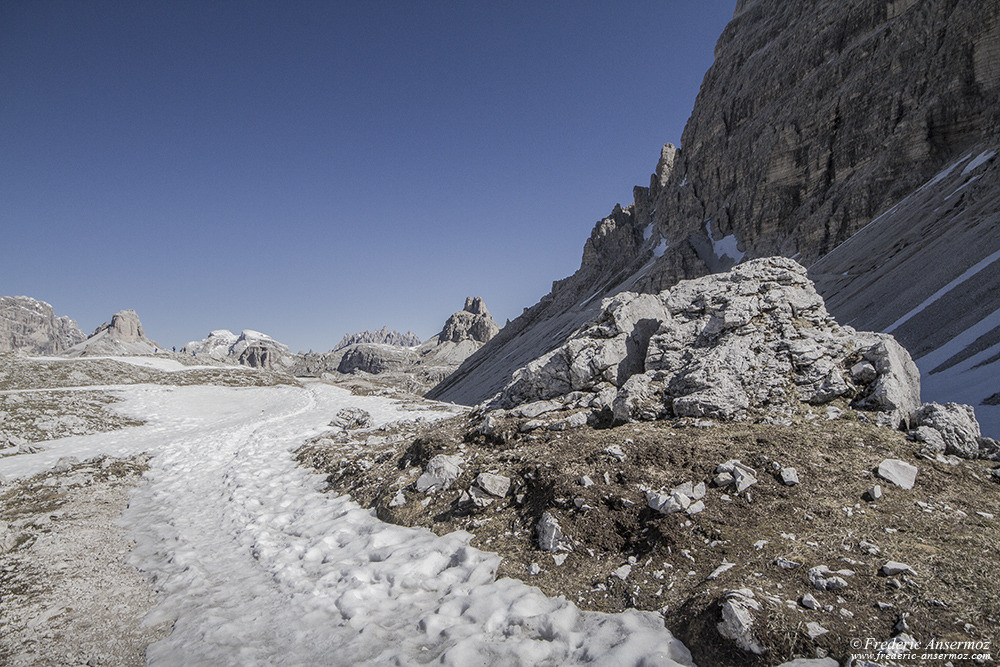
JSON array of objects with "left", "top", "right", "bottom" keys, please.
[
  {"left": 429, "top": 0, "right": 1000, "bottom": 440},
  {"left": 0, "top": 296, "right": 85, "bottom": 354},
  {"left": 300, "top": 259, "right": 1000, "bottom": 665},
  {"left": 0, "top": 455, "right": 172, "bottom": 665}
]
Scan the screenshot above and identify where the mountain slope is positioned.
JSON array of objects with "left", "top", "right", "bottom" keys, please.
[{"left": 429, "top": 0, "right": 1000, "bottom": 427}]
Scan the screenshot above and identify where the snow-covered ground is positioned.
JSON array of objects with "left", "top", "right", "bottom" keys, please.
[{"left": 0, "top": 375, "right": 694, "bottom": 666}]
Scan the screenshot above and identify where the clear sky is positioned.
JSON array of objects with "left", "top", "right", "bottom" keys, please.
[{"left": 1, "top": 1, "right": 735, "bottom": 352}]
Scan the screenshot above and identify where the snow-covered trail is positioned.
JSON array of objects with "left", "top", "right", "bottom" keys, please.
[{"left": 4, "top": 380, "right": 693, "bottom": 665}]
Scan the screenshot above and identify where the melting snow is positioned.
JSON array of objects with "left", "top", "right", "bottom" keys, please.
[
  {"left": 916, "top": 307, "right": 1000, "bottom": 439},
  {"left": 705, "top": 220, "right": 744, "bottom": 264},
  {"left": 885, "top": 248, "right": 1000, "bottom": 333},
  {"left": 0, "top": 381, "right": 694, "bottom": 665},
  {"left": 653, "top": 238, "right": 670, "bottom": 258},
  {"left": 961, "top": 150, "right": 996, "bottom": 176}
]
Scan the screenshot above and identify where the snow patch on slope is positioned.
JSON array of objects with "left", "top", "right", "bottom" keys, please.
[
  {"left": 885, "top": 249, "right": 1000, "bottom": 333},
  {"left": 916, "top": 307, "right": 1000, "bottom": 438}
]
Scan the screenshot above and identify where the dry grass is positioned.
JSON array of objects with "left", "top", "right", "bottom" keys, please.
[{"left": 297, "top": 406, "right": 1000, "bottom": 666}]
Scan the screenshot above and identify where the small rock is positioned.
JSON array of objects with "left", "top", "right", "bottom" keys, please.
[
  {"left": 876, "top": 459, "right": 918, "bottom": 490},
  {"left": 578, "top": 476, "right": 594, "bottom": 488},
  {"left": 800, "top": 593, "right": 821, "bottom": 610},
  {"left": 712, "top": 472, "right": 735, "bottom": 487},
  {"left": 775, "top": 557, "right": 800, "bottom": 569},
  {"left": 552, "top": 553, "right": 568, "bottom": 566},
  {"left": 537, "top": 512, "right": 567, "bottom": 552},
  {"left": 686, "top": 500, "right": 705, "bottom": 515},
  {"left": 805, "top": 621, "right": 829, "bottom": 639},
  {"left": 475, "top": 472, "right": 510, "bottom": 497},
  {"left": 520, "top": 419, "right": 545, "bottom": 432},
  {"left": 881, "top": 561, "right": 916, "bottom": 576},
  {"left": 840, "top": 608, "right": 854, "bottom": 618},
  {"left": 415, "top": 455, "right": 463, "bottom": 493},
  {"left": 52, "top": 456, "right": 79, "bottom": 473},
  {"left": 692, "top": 482, "right": 707, "bottom": 499},
  {"left": 388, "top": 490, "right": 406, "bottom": 507},
  {"left": 864, "top": 485, "right": 883, "bottom": 501},
  {"left": 672, "top": 481, "right": 695, "bottom": 497},
  {"left": 708, "top": 562, "right": 736, "bottom": 579},
  {"left": 528, "top": 563, "right": 541, "bottom": 575},
  {"left": 894, "top": 613, "right": 910, "bottom": 632},
  {"left": 717, "top": 595, "right": 765, "bottom": 655},
  {"left": 859, "top": 540, "right": 880, "bottom": 555},
  {"left": 613, "top": 564, "right": 631, "bottom": 580},
  {"left": 604, "top": 444, "right": 627, "bottom": 462},
  {"left": 779, "top": 467, "right": 799, "bottom": 486}
]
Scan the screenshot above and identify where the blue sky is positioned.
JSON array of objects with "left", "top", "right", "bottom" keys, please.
[{"left": 1, "top": 2, "right": 735, "bottom": 351}]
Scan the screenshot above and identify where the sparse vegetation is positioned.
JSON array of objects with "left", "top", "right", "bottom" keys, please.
[{"left": 297, "top": 405, "right": 1000, "bottom": 666}]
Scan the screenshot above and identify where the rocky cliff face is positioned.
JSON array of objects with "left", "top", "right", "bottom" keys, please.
[
  {"left": 0, "top": 296, "right": 85, "bottom": 354},
  {"left": 438, "top": 297, "right": 501, "bottom": 345},
  {"left": 429, "top": 0, "right": 1000, "bottom": 426}
]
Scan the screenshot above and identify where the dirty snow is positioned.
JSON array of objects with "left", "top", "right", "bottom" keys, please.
[{"left": 0, "top": 381, "right": 693, "bottom": 665}]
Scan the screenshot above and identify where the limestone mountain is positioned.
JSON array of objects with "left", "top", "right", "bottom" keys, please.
[
  {"left": 181, "top": 329, "right": 296, "bottom": 370},
  {"left": 63, "top": 309, "right": 165, "bottom": 357},
  {"left": 429, "top": 0, "right": 1000, "bottom": 437},
  {"left": 0, "top": 296, "right": 85, "bottom": 354},
  {"left": 330, "top": 296, "right": 501, "bottom": 394}
]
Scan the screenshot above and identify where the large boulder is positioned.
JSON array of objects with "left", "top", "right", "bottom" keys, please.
[
  {"left": 488, "top": 258, "right": 921, "bottom": 426},
  {"left": 912, "top": 403, "right": 982, "bottom": 459}
]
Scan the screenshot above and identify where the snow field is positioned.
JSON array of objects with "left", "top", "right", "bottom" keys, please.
[{"left": 3, "top": 377, "right": 694, "bottom": 665}]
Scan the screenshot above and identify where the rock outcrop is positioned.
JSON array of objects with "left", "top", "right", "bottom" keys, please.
[
  {"left": 487, "top": 258, "right": 921, "bottom": 429},
  {"left": 182, "top": 329, "right": 295, "bottom": 370},
  {"left": 428, "top": 0, "right": 1000, "bottom": 441},
  {"left": 333, "top": 327, "right": 422, "bottom": 352},
  {"left": 0, "top": 296, "right": 85, "bottom": 354},
  {"left": 63, "top": 309, "right": 164, "bottom": 357},
  {"left": 337, "top": 344, "right": 418, "bottom": 375},
  {"left": 437, "top": 297, "right": 500, "bottom": 345}
]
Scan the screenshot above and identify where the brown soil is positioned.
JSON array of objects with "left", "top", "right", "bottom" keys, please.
[{"left": 297, "top": 404, "right": 1000, "bottom": 666}]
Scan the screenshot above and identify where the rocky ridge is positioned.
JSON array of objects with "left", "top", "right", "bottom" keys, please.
[
  {"left": 333, "top": 327, "right": 421, "bottom": 352},
  {"left": 490, "top": 258, "right": 920, "bottom": 430},
  {"left": 0, "top": 296, "right": 85, "bottom": 354}
]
